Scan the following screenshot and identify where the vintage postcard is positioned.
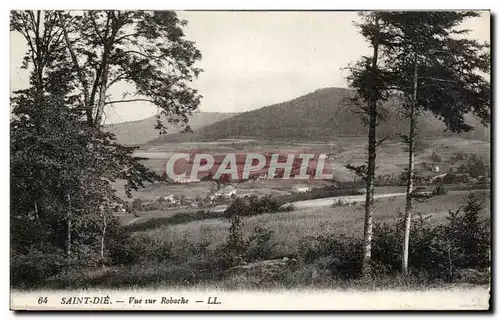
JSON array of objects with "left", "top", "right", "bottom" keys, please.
[{"left": 9, "top": 10, "right": 491, "bottom": 311}]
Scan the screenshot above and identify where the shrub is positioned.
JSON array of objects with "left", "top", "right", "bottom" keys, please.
[
  {"left": 431, "top": 151, "right": 442, "bottom": 163},
  {"left": 244, "top": 227, "right": 276, "bottom": 262},
  {"left": 294, "top": 193, "right": 491, "bottom": 283},
  {"left": 131, "top": 198, "right": 143, "bottom": 211},
  {"left": 432, "top": 183, "right": 447, "bottom": 196},
  {"left": 123, "top": 210, "right": 220, "bottom": 232},
  {"left": 372, "top": 193, "right": 490, "bottom": 281},
  {"left": 297, "top": 234, "right": 363, "bottom": 279},
  {"left": 223, "top": 196, "right": 285, "bottom": 218},
  {"left": 11, "top": 246, "right": 65, "bottom": 288},
  {"left": 467, "top": 154, "right": 488, "bottom": 178},
  {"left": 214, "top": 205, "right": 247, "bottom": 270},
  {"left": 215, "top": 208, "right": 277, "bottom": 271},
  {"left": 108, "top": 233, "right": 155, "bottom": 266},
  {"left": 445, "top": 194, "right": 490, "bottom": 270},
  {"left": 280, "top": 204, "right": 295, "bottom": 212},
  {"left": 331, "top": 197, "right": 351, "bottom": 206},
  {"left": 277, "top": 185, "right": 365, "bottom": 204}
]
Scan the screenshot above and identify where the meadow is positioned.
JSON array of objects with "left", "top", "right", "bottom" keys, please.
[
  {"left": 137, "top": 190, "right": 490, "bottom": 258},
  {"left": 49, "top": 189, "right": 489, "bottom": 290}
]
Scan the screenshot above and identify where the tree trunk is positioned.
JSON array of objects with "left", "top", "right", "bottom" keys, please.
[
  {"left": 361, "top": 26, "right": 380, "bottom": 277},
  {"left": 101, "top": 212, "right": 107, "bottom": 268},
  {"left": 402, "top": 53, "right": 419, "bottom": 274},
  {"left": 94, "top": 55, "right": 109, "bottom": 126},
  {"left": 66, "top": 194, "right": 72, "bottom": 288}
]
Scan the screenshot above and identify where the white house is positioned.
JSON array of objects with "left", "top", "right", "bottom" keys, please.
[
  {"left": 171, "top": 176, "right": 200, "bottom": 184},
  {"left": 163, "top": 194, "right": 177, "bottom": 203},
  {"left": 210, "top": 185, "right": 237, "bottom": 200},
  {"left": 291, "top": 184, "right": 311, "bottom": 194},
  {"left": 432, "top": 165, "right": 440, "bottom": 173}
]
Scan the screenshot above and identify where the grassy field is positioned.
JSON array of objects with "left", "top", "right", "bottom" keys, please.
[
  {"left": 137, "top": 190, "right": 490, "bottom": 257},
  {"left": 58, "top": 189, "right": 490, "bottom": 290},
  {"left": 113, "top": 136, "right": 490, "bottom": 201}
]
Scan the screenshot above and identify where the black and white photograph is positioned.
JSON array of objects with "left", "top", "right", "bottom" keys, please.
[{"left": 9, "top": 9, "right": 491, "bottom": 311}]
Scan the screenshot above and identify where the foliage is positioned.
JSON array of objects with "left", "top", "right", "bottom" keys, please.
[
  {"left": 131, "top": 198, "right": 144, "bottom": 211},
  {"left": 244, "top": 227, "right": 276, "bottom": 262},
  {"left": 223, "top": 196, "right": 285, "bottom": 218},
  {"left": 293, "top": 192, "right": 489, "bottom": 282},
  {"left": 432, "top": 183, "right": 447, "bottom": 196},
  {"left": 431, "top": 151, "right": 442, "bottom": 163},
  {"left": 10, "top": 10, "right": 200, "bottom": 288},
  {"left": 297, "top": 234, "right": 363, "bottom": 279},
  {"left": 11, "top": 246, "right": 66, "bottom": 288},
  {"left": 466, "top": 154, "right": 488, "bottom": 178},
  {"left": 276, "top": 185, "right": 364, "bottom": 204},
  {"left": 215, "top": 205, "right": 277, "bottom": 271},
  {"left": 372, "top": 194, "right": 490, "bottom": 280}
]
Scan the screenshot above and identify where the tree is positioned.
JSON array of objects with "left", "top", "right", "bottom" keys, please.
[
  {"left": 431, "top": 151, "right": 442, "bottom": 163},
  {"left": 377, "top": 12, "right": 490, "bottom": 273},
  {"left": 345, "top": 12, "right": 393, "bottom": 276},
  {"left": 64, "top": 11, "right": 201, "bottom": 129},
  {"left": 12, "top": 10, "right": 202, "bottom": 130},
  {"left": 10, "top": 10, "right": 201, "bottom": 286}
]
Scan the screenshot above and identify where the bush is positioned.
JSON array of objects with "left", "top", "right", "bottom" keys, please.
[
  {"left": 223, "top": 196, "right": 285, "bottom": 218},
  {"left": 123, "top": 210, "right": 220, "bottom": 232},
  {"left": 445, "top": 194, "right": 490, "bottom": 270},
  {"left": 295, "top": 192, "right": 490, "bottom": 283},
  {"left": 215, "top": 207, "right": 277, "bottom": 271},
  {"left": 214, "top": 206, "right": 247, "bottom": 270},
  {"left": 277, "top": 185, "right": 365, "bottom": 204},
  {"left": 331, "top": 197, "right": 351, "bottom": 206},
  {"left": 280, "top": 204, "right": 295, "bottom": 212},
  {"left": 432, "top": 183, "right": 447, "bottom": 196},
  {"left": 297, "top": 234, "right": 363, "bottom": 279},
  {"left": 11, "top": 246, "right": 66, "bottom": 288},
  {"left": 244, "top": 227, "right": 276, "bottom": 262},
  {"left": 431, "top": 151, "right": 442, "bottom": 163},
  {"left": 372, "top": 193, "right": 490, "bottom": 280},
  {"left": 131, "top": 198, "right": 143, "bottom": 211},
  {"left": 467, "top": 154, "right": 488, "bottom": 178}
]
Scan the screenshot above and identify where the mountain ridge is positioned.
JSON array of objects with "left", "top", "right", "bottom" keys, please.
[
  {"left": 145, "top": 87, "right": 490, "bottom": 145},
  {"left": 104, "top": 112, "right": 238, "bottom": 145}
]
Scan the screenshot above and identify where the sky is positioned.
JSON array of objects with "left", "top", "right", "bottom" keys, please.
[{"left": 10, "top": 11, "right": 490, "bottom": 124}]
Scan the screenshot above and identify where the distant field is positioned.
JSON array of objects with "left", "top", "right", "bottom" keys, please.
[
  {"left": 116, "top": 136, "right": 490, "bottom": 201},
  {"left": 137, "top": 190, "right": 490, "bottom": 257},
  {"left": 112, "top": 137, "right": 489, "bottom": 206}
]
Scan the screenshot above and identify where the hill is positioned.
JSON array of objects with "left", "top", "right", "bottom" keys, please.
[
  {"left": 104, "top": 112, "right": 237, "bottom": 146},
  {"left": 146, "top": 87, "right": 490, "bottom": 144}
]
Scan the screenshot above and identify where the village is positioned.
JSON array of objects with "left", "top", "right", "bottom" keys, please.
[{"left": 115, "top": 148, "right": 489, "bottom": 222}]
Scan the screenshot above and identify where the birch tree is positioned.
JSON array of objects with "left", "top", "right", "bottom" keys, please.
[
  {"left": 345, "top": 13, "right": 393, "bottom": 276},
  {"left": 380, "top": 12, "right": 490, "bottom": 273}
]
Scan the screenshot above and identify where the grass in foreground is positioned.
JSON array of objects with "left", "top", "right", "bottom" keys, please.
[{"left": 139, "top": 190, "right": 490, "bottom": 257}]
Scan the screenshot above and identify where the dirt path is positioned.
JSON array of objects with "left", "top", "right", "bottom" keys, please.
[{"left": 288, "top": 189, "right": 489, "bottom": 209}]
